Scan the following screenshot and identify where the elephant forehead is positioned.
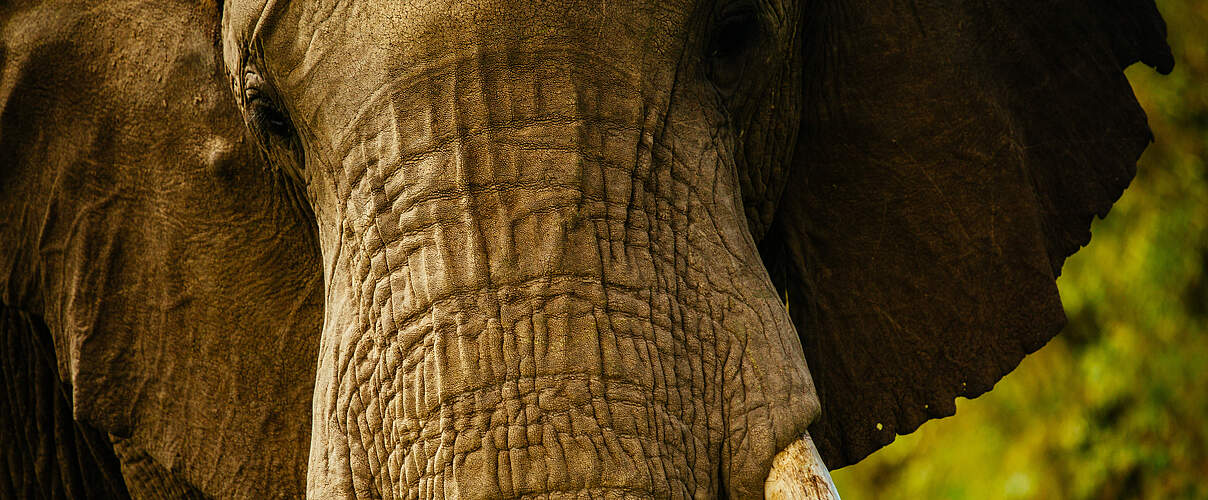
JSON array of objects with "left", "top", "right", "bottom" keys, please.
[
  {"left": 241, "top": 0, "right": 696, "bottom": 143},
  {"left": 264, "top": 0, "right": 695, "bottom": 57}
]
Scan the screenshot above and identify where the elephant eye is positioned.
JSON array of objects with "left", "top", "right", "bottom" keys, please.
[
  {"left": 710, "top": 8, "right": 760, "bottom": 59},
  {"left": 244, "top": 72, "right": 295, "bottom": 139},
  {"left": 246, "top": 88, "right": 294, "bottom": 138},
  {"left": 706, "top": 6, "right": 763, "bottom": 94}
]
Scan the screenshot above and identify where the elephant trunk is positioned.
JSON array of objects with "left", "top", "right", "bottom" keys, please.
[{"left": 305, "top": 49, "right": 830, "bottom": 498}]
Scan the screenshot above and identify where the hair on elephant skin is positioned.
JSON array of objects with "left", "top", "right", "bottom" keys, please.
[{"left": 0, "top": 0, "right": 1172, "bottom": 497}]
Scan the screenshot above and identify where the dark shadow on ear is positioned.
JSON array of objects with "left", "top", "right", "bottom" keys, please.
[
  {"left": 0, "top": 308, "right": 131, "bottom": 498},
  {"left": 761, "top": 0, "right": 1173, "bottom": 468}
]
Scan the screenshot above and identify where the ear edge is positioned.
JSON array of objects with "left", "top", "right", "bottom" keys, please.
[{"left": 1097, "top": 0, "right": 1174, "bottom": 74}]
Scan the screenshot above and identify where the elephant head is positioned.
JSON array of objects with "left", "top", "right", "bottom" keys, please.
[{"left": 0, "top": 0, "right": 1173, "bottom": 497}]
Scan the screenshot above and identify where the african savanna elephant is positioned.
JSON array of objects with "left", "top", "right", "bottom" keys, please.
[{"left": 0, "top": 0, "right": 1173, "bottom": 496}]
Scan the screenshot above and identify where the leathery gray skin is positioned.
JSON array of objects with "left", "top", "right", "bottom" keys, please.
[{"left": 224, "top": 0, "right": 829, "bottom": 497}]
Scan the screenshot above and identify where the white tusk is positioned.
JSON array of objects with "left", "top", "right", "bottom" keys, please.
[{"left": 765, "top": 432, "right": 842, "bottom": 500}]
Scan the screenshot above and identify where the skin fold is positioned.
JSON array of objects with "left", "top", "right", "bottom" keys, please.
[{"left": 0, "top": 0, "right": 1173, "bottom": 497}]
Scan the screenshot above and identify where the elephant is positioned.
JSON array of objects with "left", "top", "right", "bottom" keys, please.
[{"left": 0, "top": 0, "right": 1174, "bottom": 496}]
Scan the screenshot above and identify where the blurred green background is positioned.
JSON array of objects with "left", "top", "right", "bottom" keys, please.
[{"left": 830, "top": 1, "right": 1208, "bottom": 498}]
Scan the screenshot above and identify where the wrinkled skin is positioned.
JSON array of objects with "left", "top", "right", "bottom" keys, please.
[
  {"left": 0, "top": 0, "right": 1173, "bottom": 497},
  {"left": 226, "top": 1, "right": 818, "bottom": 496}
]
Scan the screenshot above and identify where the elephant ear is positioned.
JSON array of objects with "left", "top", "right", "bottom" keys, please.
[
  {"left": 765, "top": 0, "right": 1173, "bottom": 467},
  {"left": 0, "top": 0, "right": 321, "bottom": 495}
]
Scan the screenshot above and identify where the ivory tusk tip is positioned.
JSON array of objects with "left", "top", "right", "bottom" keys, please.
[{"left": 765, "top": 433, "right": 842, "bottom": 500}]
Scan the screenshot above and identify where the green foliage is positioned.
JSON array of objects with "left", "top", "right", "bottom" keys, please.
[{"left": 831, "top": 1, "right": 1208, "bottom": 498}]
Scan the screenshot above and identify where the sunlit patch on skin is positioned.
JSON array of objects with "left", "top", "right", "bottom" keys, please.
[{"left": 204, "top": 135, "right": 240, "bottom": 177}]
